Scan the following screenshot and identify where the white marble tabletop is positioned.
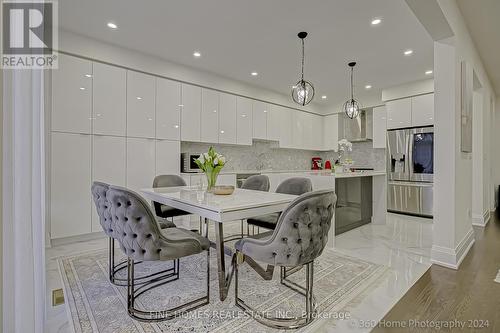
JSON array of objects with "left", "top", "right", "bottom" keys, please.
[{"left": 140, "top": 186, "right": 297, "bottom": 222}]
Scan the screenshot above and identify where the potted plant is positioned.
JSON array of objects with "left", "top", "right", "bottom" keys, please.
[{"left": 194, "top": 147, "right": 226, "bottom": 192}]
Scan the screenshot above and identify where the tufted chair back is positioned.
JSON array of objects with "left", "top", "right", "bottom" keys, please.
[
  {"left": 241, "top": 175, "right": 270, "bottom": 192},
  {"left": 276, "top": 177, "right": 312, "bottom": 195},
  {"left": 107, "top": 185, "right": 198, "bottom": 262},
  {"left": 236, "top": 190, "right": 336, "bottom": 267},
  {"left": 91, "top": 181, "right": 114, "bottom": 238}
]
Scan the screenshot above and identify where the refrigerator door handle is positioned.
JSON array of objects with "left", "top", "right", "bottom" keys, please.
[{"left": 408, "top": 131, "right": 413, "bottom": 179}]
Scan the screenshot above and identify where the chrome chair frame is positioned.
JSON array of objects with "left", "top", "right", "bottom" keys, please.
[
  {"left": 126, "top": 248, "right": 210, "bottom": 322},
  {"left": 235, "top": 252, "right": 317, "bottom": 329}
]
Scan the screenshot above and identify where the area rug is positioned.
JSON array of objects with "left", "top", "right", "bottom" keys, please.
[{"left": 59, "top": 242, "right": 387, "bottom": 333}]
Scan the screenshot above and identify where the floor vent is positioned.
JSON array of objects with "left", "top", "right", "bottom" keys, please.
[{"left": 52, "top": 289, "right": 65, "bottom": 306}]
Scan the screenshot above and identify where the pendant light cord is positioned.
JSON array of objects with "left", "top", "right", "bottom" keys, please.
[
  {"left": 301, "top": 38, "right": 305, "bottom": 81},
  {"left": 350, "top": 66, "right": 354, "bottom": 100}
]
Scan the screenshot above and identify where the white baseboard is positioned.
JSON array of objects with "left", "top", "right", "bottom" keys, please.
[
  {"left": 431, "top": 228, "right": 475, "bottom": 269},
  {"left": 472, "top": 210, "right": 491, "bottom": 227},
  {"left": 49, "top": 231, "right": 106, "bottom": 247}
]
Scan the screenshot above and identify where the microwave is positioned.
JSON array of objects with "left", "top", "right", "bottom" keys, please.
[{"left": 181, "top": 153, "right": 202, "bottom": 173}]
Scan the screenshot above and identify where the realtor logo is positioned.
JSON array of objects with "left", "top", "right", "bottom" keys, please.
[{"left": 2, "top": 0, "right": 58, "bottom": 68}]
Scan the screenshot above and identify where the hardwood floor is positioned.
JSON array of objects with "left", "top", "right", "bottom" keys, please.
[{"left": 373, "top": 214, "right": 500, "bottom": 333}]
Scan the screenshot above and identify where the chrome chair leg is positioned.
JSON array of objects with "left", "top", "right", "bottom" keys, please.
[
  {"left": 235, "top": 253, "right": 317, "bottom": 329},
  {"left": 127, "top": 248, "right": 210, "bottom": 322},
  {"left": 109, "top": 237, "right": 179, "bottom": 286}
]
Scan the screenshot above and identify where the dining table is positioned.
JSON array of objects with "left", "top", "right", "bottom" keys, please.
[{"left": 140, "top": 186, "right": 298, "bottom": 301}]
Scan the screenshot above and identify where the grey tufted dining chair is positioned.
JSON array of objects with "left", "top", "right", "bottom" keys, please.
[
  {"left": 247, "top": 177, "right": 313, "bottom": 232},
  {"left": 234, "top": 189, "right": 336, "bottom": 329},
  {"left": 225, "top": 175, "right": 271, "bottom": 240},
  {"left": 106, "top": 185, "right": 211, "bottom": 322},
  {"left": 91, "top": 182, "right": 177, "bottom": 286}
]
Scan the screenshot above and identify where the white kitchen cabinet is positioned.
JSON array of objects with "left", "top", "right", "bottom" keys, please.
[
  {"left": 372, "top": 106, "right": 387, "bottom": 149},
  {"left": 127, "top": 71, "right": 155, "bottom": 138},
  {"left": 126, "top": 138, "right": 156, "bottom": 190},
  {"left": 252, "top": 101, "right": 268, "bottom": 140},
  {"left": 236, "top": 97, "right": 253, "bottom": 145},
  {"left": 311, "top": 114, "right": 323, "bottom": 150},
  {"left": 411, "top": 93, "right": 434, "bottom": 127},
  {"left": 156, "top": 78, "right": 181, "bottom": 140},
  {"left": 91, "top": 135, "right": 126, "bottom": 232},
  {"left": 51, "top": 132, "right": 91, "bottom": 238},
  {"left": 219, "top": 92, "right": 237, "bottom": 144},
  {"left": 292, "top": 111, "right": 305, "bottom": 149},
  {"left": 181, "top": 84, "right": 202, "bottom": 142},
  {"left": 156, "top": 140, "right": 180, "bottom": 175},
  {"left": 267, "top": 105, "right": 282, "bottom": 142},
  {"left": 386, "top": 98, "right": 412, "bottom": 129},
  {"left": 201, "top": 89, "right": 220, "bottom": 143},
  {"left": 280, "top": 108, "right": 294, "bottom": 148},
  {"left": 323, "top": 114, "right": 338, "bottom": 151},
  {"left": 93, "top": 62, "right": 126, "bottom": 136},
  {"left": 52, "top": 54, "right": 92, "bottom": 134}
]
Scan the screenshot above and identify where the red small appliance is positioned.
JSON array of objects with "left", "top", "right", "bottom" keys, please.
[
  {"left": 311, "top": 157, "right": 322, "bottom": 170},
  {"left": 324, "top": 160, "right": 332, "bottom": 170}
]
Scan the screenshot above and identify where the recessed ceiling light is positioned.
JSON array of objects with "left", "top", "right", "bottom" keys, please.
[
  {"left": 193, "top": 51, "right": 201, "bottom": 57},
  {"left": 136, "top": 96, "right": 142, "bottom": 100},
  {"left": 79, "top": 87, "right": 85, "bottom": 90},
  {"left": 148, "top": 118, "right": 153, "bottom": 121},
  {"left": 178, "top": 104, "right": 184, "bottom": 107},
  {"left": 107, "top": 22, "right": 118, "bottom": 29},
  {"left": 321, "top": 95, "right": 327, "bottom": 99},
  {"left": 404, "top": 49, "right": 413, "bottom": 56},
  {"left": 365, "top": 85, "right": 372, "bottom": 89},
  {"left": 85, "top": 74, "right": 92, "bottom": 78},
  {"left": 251, "top": 72, "right": 258, "bottom": 76},
  {"left": 220, "top": 130, "right": 225, "bottom": 134},
  {"left": 371, "top": 18, "right": 382, "bottom": 25},
  {"left": 174, "top": 125, "right": 179, "bottom": 128},
  {"left": 425, "top": 70, "right": 433, "bottom": 75}
]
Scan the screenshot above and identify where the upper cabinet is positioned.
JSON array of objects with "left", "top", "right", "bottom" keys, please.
[
  {"left": 180, "top": 84, "right": 201, "bottom": 142},
  {"left": 52, "top": 54, "right": 92, "bottom": 134},
  {"left": 252, "top": 101, "right": 268, "bottom": 140},
  {"left": 311, "top": 114, "right": 323, "bottom": 150},
  {"left": 386, "top": 93, "right": 434, "bottom": 129},
  {"left": 127, "top": 71, "right": 155, "bottom": 138},
  {"left": 267, "top": 105, "right": 282, "bottom": 142},
  {"left": 219, "top": 92, "right": 237, "bottom": 144},
  {"left": 93, "top": 62, "right": 126, "bottom": 136},
  {"left": 156, "top": 78, "right": 181, "bottom": 140},
  {"left": 236, "top": 97, "right": 253, "bottom": 145},
  {"left": 372, "top": 106, "right": 387, "bottom": 149},
  {"left": 323, "top": 114, "right": 339, "bottom": 151},
  {"left": 386, "top": 98, "right": 412, "bottom": 129},
  {"left": 280, "top": 109, "right": 293, "bottom": 149},
  {"left": 411, "top": 93, "right": 434, "bottom": 127},
  {"left": 201, "top": 89, "right": 220, "bottom": 143}
]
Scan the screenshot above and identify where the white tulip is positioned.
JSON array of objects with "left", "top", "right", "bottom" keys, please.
[
  {"left": 197, "top": 155, "right": 205, "bottom": 163},
  {"left": 204, "top": 153, "right": 209, "bottom": 160},
  {"left": 214, "top": 158, "right": 219, "bottom": 166},
  {"left": 219, "top": 156, "right": 226, "bottom": 164}
]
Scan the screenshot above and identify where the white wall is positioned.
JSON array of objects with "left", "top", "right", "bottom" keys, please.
[
  {"left": 430, "top": 0, "right": 496, "bottom": 269},
  {"left": 59, "top": 30, "right": 328, "bottom": 116},
  {"left": 494, "top": 96, "right": 500, "bottom": 208},
  {"left": 381, "top": 79, "right": 434, "bottom": 101}
]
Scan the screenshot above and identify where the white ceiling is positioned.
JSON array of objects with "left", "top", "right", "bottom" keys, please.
[
  {"left": 457, "top": 0, "right": 500, "bottom": 96},
  {"left": 59, "top": 0, "right": 434, "bottom": 109}
]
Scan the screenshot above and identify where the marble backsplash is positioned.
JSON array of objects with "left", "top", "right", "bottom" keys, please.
[
  {"left": 182, "top": 140, "right": 386, "bottom": 171},
  {"left": 320, "top": 141, "right": 386, "bottom": 171}
]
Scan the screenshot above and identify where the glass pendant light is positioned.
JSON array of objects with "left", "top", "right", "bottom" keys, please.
[
  {"left": 343, "top": 62, "right": 361, "bottom": 119},
  {"left": 291, "top": 32, "right": 314, "bottom": 106}
]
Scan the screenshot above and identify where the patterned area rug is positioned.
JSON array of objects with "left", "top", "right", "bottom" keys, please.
[{"left": 59, "top": 240, "right": 386, "bottom": 333}]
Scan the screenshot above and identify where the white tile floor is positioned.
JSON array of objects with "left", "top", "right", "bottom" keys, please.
[{"left": 44, "top": 213, "right": 433, "bottom": 333}]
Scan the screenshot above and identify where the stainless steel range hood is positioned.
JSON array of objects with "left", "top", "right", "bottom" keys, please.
[{"left": 341, "top": 109, "right": 373, "bottom": 142}]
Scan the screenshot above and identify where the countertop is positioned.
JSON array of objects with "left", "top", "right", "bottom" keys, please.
[{"left": 182, "top": 170, "right": 386, "bottom": 178}]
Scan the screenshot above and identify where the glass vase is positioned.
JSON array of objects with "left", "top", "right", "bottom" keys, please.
[{"left": 205, "top": 170, "right": 220, "bottom": 192}]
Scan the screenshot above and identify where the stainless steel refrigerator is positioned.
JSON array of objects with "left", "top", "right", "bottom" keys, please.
[{"left": 387, "top": 126, "right": 434, "bottom": 217}]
